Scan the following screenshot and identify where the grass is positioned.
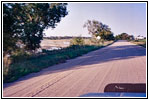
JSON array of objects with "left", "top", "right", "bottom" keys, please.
[
  {"left": 3, "top": 41, "right": 114, "bottom": 83},
  {"left": 131, "top": 39, "right": 146, "bottom": 48}
]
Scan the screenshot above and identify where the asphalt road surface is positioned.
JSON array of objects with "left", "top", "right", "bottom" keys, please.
[{"left": 3, "top": 40, "right": 146, "bottom": 97}]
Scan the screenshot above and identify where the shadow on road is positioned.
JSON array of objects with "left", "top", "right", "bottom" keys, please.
[
  {"left": 39, "top": 44, "right": 146, "bottom": 73},
  {"left": 73, "top": 45, "right": 145, "bottom": 66}
]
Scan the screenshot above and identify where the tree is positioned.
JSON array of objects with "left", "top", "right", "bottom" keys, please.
[
  {"left": 83, "top": 20, "right": 101, "bottom": 37},
  {"left": 104, "top": 33, "right": 115, "bottom": 40},
  {"left": 121, "top": 33, "right": 129, "bottom": 40},
  {"left": 3, "top": 4, "right": 19, "bottom": 54},
  {"left": 3, "top": 3, "right": 68, "bottom": 53},
  {"left": 115, "top": 33, "right": 133, "bottom": 40},
  {"left": 83, "top": 20, "right": 114, "bottom": 41}
]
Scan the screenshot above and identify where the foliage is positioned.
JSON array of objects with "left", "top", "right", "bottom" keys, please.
[
  {"left": 3, "top": 3, "right": 68, "bottom": 53},
  {"left": 115, "top": 33, "right": 134, "bottom": 40},
  {"left": 132, "top": 39, "right": 146, "bottom": 48},
  {"left": 3, "top": 45, "right": 106, "bottom": 83},
  {"left": 3, "top": 4, "right": 18, "bottom": 54},
  {"left": 83, "top": 20, "right": 114, "bottom": 41},
  {"left": 100, "top": 32, "right": 115, "bottom": 41},
  {"left": 70, "top": 37, "right": 85, "bottom": 45},
  {"left": 134, "top": 39, "right": 146, "bottom": 42}
]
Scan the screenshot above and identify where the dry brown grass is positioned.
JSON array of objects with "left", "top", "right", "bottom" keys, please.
[
  {"left": 40, "top": 39, "right": 72, "bottom": 49},
  {"left": 40, "top": 39, "right": 93, "bottom": 49},
  {"left": 103, "top": 41, "right": 114, "bottom": 46},
  {"left": 40, "top": 39, "right": 114, "bottom": 50},
  {"left": 131, "top": 39, "right": 146, "bottom": 48}
]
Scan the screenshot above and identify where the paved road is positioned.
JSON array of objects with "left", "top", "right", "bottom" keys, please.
[{"left": 3, "top": 40, "right": 146, "bottom": 97}]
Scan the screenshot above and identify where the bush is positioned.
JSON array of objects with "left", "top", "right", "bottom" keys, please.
[
  {"left": 11, "top": 49, "right": 31, "bottom": 63},
  {"left": 132, "top": 39, "right": 146, "bottom": 48},
  {"left": 70, "top": 37, "right": 85, "bottom": 45}
]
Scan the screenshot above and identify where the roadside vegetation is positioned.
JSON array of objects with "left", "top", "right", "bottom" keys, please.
[
  {"left": 115, "top": 33, "right": 134, "bottom": 40},
  {"left": 3, "top": 41, "right": 114, "bottom": 83},
  {"left": 115, "top": 33, "right": 146, "bottom": 48},
  {"left": 70, "top": 37, "right": 85, "bottom": 45},
  {"left": 131, "top": 39, "right": 146, "bottom": 48},
  {"left": 3, "top": 4, "right": 115, "bottom": 83}
]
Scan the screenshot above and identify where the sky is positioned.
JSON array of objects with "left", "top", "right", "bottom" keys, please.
[{"left": 44, "top": 3, "right": 146, "bottom": 37}]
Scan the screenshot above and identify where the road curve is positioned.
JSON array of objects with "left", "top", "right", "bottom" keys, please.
[{"left": 3, "top": 40, "right": 146, "bottom": 97}]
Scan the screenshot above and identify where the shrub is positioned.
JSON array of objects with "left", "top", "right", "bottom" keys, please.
[{"left": 70, "top": 37, "right": 85, "bottom": 45}]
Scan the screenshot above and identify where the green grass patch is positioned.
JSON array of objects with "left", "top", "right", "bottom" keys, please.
[{"left": 3, "top": 42, "right": 113, "bottom": 83}]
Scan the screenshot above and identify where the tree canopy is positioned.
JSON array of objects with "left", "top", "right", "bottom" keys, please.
[
  {"left": 3, "top": 3, "right": 68, "bottom": 54},
  {"left": 115, "top": 33, "right": 134, "bottom": 40},
  {"left": 83, "top": 20, "right": 114, "bottom": 41}
]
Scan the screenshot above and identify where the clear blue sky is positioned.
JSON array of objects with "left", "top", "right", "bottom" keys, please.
[{"left": 44, "top": 3, "right": 146, "bottom": 37}]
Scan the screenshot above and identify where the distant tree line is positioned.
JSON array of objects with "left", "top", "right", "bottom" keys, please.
[{"left": 43, "top": 36, "right": 91, "bottom": 40}]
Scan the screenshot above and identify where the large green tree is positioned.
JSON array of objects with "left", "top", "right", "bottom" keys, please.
[
  {"left": 3, "top": 4, "right": 18, "bottom": 54},
  {"left": 83, "top": 20, "right": 114, "bottom": 40},
  {"left": 3, "top": 3, "right": 68, "bottom": 53}
]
